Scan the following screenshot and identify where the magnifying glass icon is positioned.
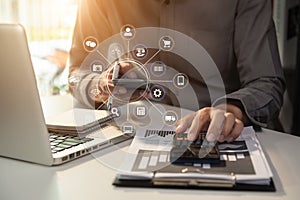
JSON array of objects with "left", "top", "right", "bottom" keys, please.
[{"left": 111, "top": 107, "right": 120, "bottom": 117}]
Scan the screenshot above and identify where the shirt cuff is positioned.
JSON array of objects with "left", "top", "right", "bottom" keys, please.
[{"left": 212, "top": 96, "right": 267, "bottom": 128}]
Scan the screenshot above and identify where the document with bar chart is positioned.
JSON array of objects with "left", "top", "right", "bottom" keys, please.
[{"left": 114, "top": 126, "right": 275, "bottom": 190}]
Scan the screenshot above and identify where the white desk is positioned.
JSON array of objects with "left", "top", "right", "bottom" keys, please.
[{"left": 1, "top": 94, "right": 300, "bottom": 200}]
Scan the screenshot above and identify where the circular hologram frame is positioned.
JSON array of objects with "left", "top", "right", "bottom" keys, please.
[{"left": 75, "top": 27, "right": 226, "bottom": 173}]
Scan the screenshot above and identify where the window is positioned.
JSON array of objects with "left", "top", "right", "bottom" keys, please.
[
  {"left": 0, "top": 0, "right": 77, "bottom": 41},
  {"left": 0, "top": 0, "right": 78, "bottom": 96}
]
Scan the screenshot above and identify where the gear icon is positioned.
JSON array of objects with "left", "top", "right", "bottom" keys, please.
[
  {"left": 151, "top": 86, "right": 165, "bottom": 101},
  {"left": 153, "top": 88, "right": 162, "bottom": 98}
]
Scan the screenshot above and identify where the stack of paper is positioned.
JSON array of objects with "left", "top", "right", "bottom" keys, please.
[
  {"left": 46, "top": 108, "right": 113, "bottom": 134},
  {"left": 114, "top": 126, "right": 275, "bottom": 190}
]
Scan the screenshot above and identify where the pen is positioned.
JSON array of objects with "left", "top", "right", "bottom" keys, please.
[
  {"left": 112, "top": 62, "right": 120, "bottom": 81},
  {"left": 107, "top": 62, "right": 120, "bottom": 111},
  {"left": 107, "top": 96, "right": 113, "bottom": 111}
]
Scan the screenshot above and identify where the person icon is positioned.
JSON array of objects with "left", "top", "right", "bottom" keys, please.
[
  {"left": 133, "top": 44, "right": 148, "bottom": 60},
  {"left": 120, "top": 24, "right": 135, "bottom": 40},
  {"left": 124, "top": 27, "right": 133, "bottom": 37}
]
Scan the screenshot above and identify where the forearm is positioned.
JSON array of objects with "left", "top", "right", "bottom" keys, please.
[
  {"left": 228, "top": 0, "right": 285, "bottom": 127},
  {"left": 214, "top": 103, "right": 249, "bottom": 125},
  {"left": 214, "top": 77, "right": 285, "bottom": 127}
]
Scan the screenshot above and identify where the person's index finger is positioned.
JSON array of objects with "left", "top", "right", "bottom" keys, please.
[
  {"left": 187, "top": 114, "right": 202, "bottom": 141},
  {"left": 206, "top": 109, "right": 225, "bottom": 142},
  {"left": 187, "top": 111, "right": 210, "bottom": 141}
]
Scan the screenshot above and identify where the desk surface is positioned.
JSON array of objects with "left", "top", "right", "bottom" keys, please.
[{"left": 1, "top": 95, "right": 300, "bottom": 200}]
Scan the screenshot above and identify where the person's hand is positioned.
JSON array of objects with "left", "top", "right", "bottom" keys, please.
[
  {"left": 88, "top": 62, "right": 145, "bottom": 103},
  {"left": 175, "top": 104, "right": 248, "bottom": 143}
]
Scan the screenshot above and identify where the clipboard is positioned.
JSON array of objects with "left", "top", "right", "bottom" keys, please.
[
  {"left": 113, "top": 172, "right": 276, "bottom": 192},
  {"left": 112, "top": 127, "right": 276, "bottom": 192}
]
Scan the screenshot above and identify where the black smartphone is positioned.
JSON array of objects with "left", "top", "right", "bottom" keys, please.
[{"left": 112, "top": 78, "right": 149, "bottom": 90}]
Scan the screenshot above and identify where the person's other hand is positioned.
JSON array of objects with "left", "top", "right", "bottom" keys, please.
[
  {"left": 88, "top": 62, "right": 145, "bottom": 103},
  {"left": 175, "top": 104, "right": 248, "bottom": 143}
]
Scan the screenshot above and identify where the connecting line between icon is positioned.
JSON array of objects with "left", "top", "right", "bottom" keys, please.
[
  {"left": 127, "top": 40, "right": 130, "bottom": 58},
  {"left": 144, "top": 97, "right": 164, "bottom": 115},
  {"left": 127, "top": 103, "right": 130, "bottom": 121},
  {"left": 96, "top": 50, "right": 111, "bottom": 64},
  {"left": 149, "top": 80, "right": 173, "bottom": 83},
  {"left": 95, "top": 98, "right": 109, "bottom": 110},
  {"left": 143, "top": 49, "right": 161, "bottom": 67}
]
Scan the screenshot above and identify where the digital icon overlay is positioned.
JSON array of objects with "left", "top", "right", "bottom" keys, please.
[
  {"left": 151, "top": 61, "right": 166, "bottom": 77},
  {"left": 133, "top": 44, "right": 148, "bottom": 60},
  {"left": 159, "top": 36, "right": 175, "bottom": 51},
  {"left": 91, "top": 61, "right": 105, "bottom": 74},
  {"left": 150, "top": 85, "right": 165, "bottom": 101},
  {"left": 120, "top": 24, "right": 136, "bottom": 40},
  {"left": 173, "top": 73, "right": 189, "bottom": 89},
  {"left": 83, "top": 36, "right": 98, "bottom": 52},
  {"left": 163, "top": 110, "right": 178, "bottom": 126}
]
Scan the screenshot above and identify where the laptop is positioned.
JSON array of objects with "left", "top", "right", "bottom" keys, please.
[{"left": 0, "top": 23, "right": 132, "bottom": 166}]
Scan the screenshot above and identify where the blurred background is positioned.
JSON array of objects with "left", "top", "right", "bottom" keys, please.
[
  {"left": 0, "top": 0, "right": 78, "bottom": 96},
  {"left": 0, "top": 0, "right": 300, "bottom": 136}
]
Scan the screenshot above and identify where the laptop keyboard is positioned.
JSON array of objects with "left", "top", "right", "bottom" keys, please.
[{"left": 49, "top": 133, "right": 94, "bottom": 154}]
